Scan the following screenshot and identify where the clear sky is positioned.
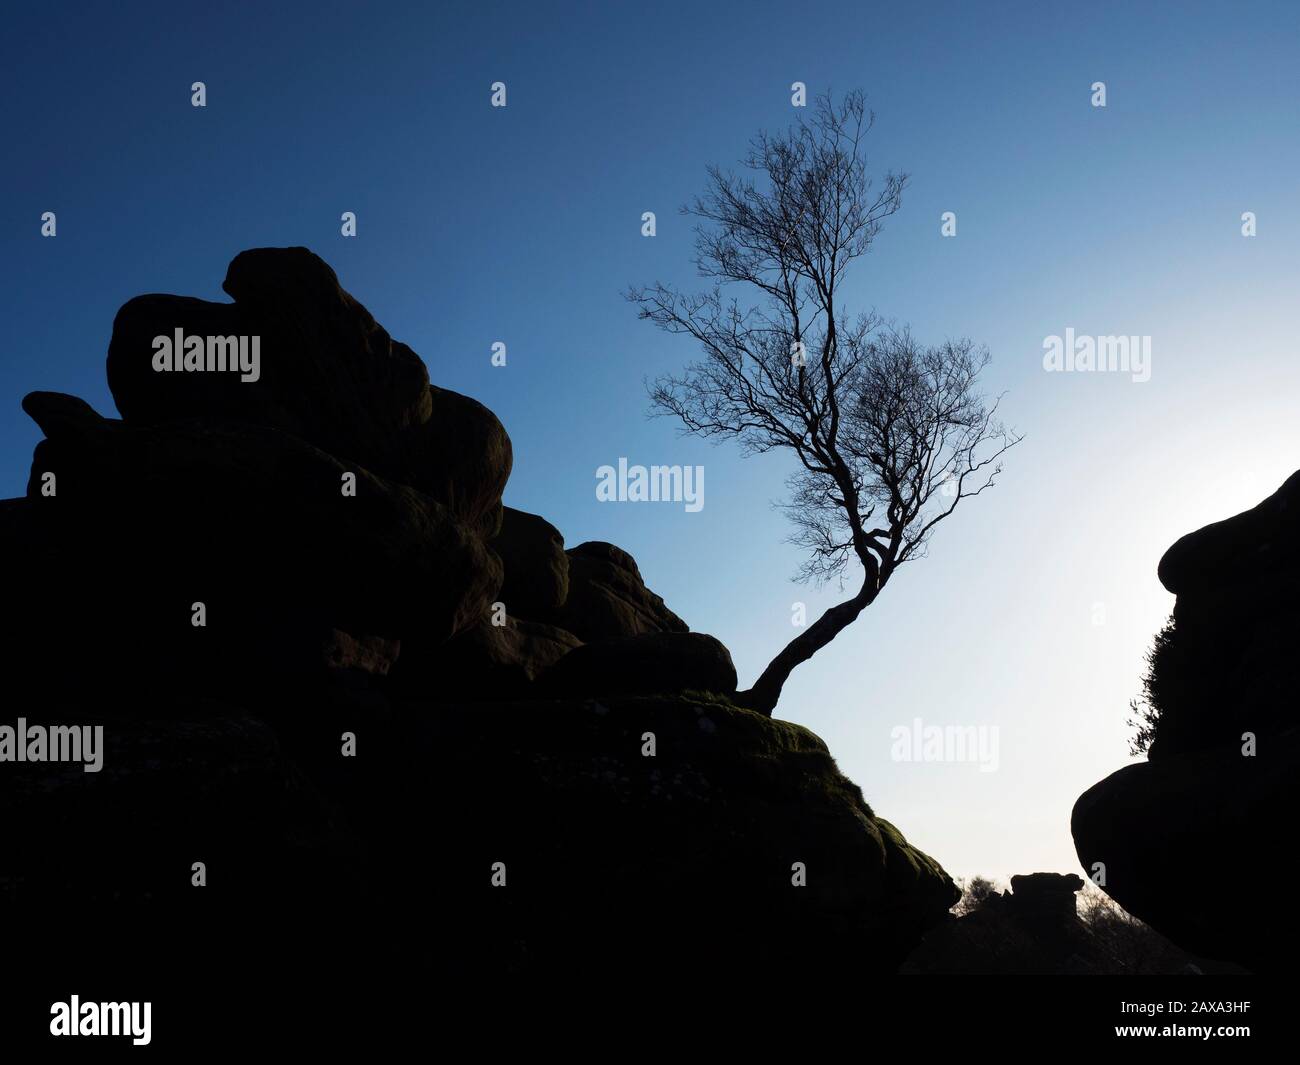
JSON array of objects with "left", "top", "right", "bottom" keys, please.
[{"left": 4, "top": 0, "right": 1299, "bottom": 879}]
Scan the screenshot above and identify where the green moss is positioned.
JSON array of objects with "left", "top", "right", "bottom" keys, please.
[{"left": 877, "top": 817, "right": 951, "bottom": 882}]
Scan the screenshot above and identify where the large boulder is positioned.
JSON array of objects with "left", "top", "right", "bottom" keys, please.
[
  {"left": 7, "top": 690, "right": 959, "bottom": 980},
  {"left": 540, "top": 631, "right": 736, "bottom": 699},
  {"left": 1138, "top": 474, "right": 1300, "bottom": 759},
  {"left": 1158, "top": 469, "right": 1300, "bottom": 595},
  {"left": 105, "top": 247, "right": 511, "bottom": 536},
  {"left": 1072, "top": 469, "right": 1300, "bottom": 971},
  {"left": 1072, "top": 732, "right": 1300, "bottom": 973},
  {"left": 543, "top": 541, "right": 688, "bottom": 642},
  {"left": 491, "top": 507, "right": 569, "bottom": 617},
  {"left": 10, "top": 391, "right": 499, "bottom": 695},
  {"left": 392, "top": 693, "right": 960, "bottom": 977},
  {"left": 1007, "top": 872, "right": 1084, "bottom": 926}
]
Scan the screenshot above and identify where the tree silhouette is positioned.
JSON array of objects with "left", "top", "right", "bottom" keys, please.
[
  {"left": 953, "top": 875, "right": 1002, "bottom": 916},
  {"left": 629, "top": 90, "right": 1021, "bottom": 715},
  {"left": 1127, "top": 614, "right": 1176, "bottom": 756}
]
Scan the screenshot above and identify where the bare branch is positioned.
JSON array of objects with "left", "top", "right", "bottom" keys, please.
[{"left": 627, "top": 90, "right": 1020, "bottom": 714}]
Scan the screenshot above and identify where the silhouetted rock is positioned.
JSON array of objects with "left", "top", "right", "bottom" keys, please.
[
  {"left": 540, "top": 631, "right": 736, "bottom": 698},
  {"left": 543, "top": 541, "right": 688, "bottom": 642},
  {"left": 1158, "top": 470, "right": 1300, "bottom": 595},
  {"left": 903, "top": 871, "right": 1091, "bottom": 974},
  {"left": 1073, "top": 470, "right": 1300, "bottom": 972},
  {"left": 0, "top": 703, "right": 361, "bottom": 908},
  {"left": 491, "top": 507, "right": 569, "bottom": 616},
  {"left": 13, "top": 390, "right": 499, "bottom": 694},
  {"left": 1137, "top": 473, "right": 1300, "bottom": 760},
  {"left": 400, "top": 693, "right": 959, "bottom": 976},
  {"left": 389, "top": 617, "right": 582, "bottom": 701},
  {"left": 322, "top": 630, "right": 402, "bottom": 678},
  {"left": 900, "top": 870, "right": 1236, "bottom": 975},
  {"left": 106, "top": 247, "right": 511, "bottom": 536},
  {"left": 4, "top": 691, "right": 959, "bottom": 979},
  {"left": 1073, "top": 732, "right": 1298, "bottom": 973},
  {"left": 1008, "top": 872, "right": 1084, "bottom": 926},
  {"left": 1, "top": 247, "right": 959, "bottom": 981}
]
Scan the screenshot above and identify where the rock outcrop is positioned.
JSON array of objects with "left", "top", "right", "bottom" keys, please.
[
  {"left": 0, "top": 247, "right": 958, "bottom": 980},
  {"left": 902, "top": 871, "right": 1093, "bottom": 974},
  {"left": 1007, "top": 872, "right": 1085, "bottom": 927},
  {"left": 389, "top": 617, "right": 582, "bottom": 701},
  {"left": 900, "top": 871, "right": 1236, "bottom": 975},
  {"left": 542, "top": 540, "right": 689, "bottom": 642},
  {"left": 491, "top": 507, "right": 569, "bottom": 617},
  {"left": 107, "top": 247, "right": 511, "bottom": 537},
  {"left": 12, "top": 389, "right": 499, "bottom": 694},
  {"left": 1072, "top": 470, "right": 1300, "bottom": 973},
  {"left": 539, "top": 631, "right": 737, "bottom": 698}
]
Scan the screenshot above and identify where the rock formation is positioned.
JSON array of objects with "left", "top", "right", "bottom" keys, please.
[
  {"left": 900, "top": 871, "right": 1238, "bottom": 974},
  {"left": 902, "top": 872, "right": 1094, "bottom": 974},
  {"left": 1072, "top": 471, "right": 1300, "bottom": 973},
  {"left": 0, "top": 247, "right": 958, "bottom": 980}
]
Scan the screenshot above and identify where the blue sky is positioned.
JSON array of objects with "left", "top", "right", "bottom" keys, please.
[{"left": 4, "top": 0, "right": 1299, "bottom": 879}]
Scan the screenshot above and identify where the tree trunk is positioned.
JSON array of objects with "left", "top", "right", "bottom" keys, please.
[{"left": 735, "top": 577, "right": 879, "bottom": 716}]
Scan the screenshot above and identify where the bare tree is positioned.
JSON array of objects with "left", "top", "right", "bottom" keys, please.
[
  {"left": 953, "top": 875, "right": 1003, "bottom": 916},
  {"left": 628, "top": 90, "right": 1021, "bottom": 716}
]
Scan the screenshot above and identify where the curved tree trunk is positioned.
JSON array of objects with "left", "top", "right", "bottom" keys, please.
[{"left": 735, "top": 577, "right": 880, "bottom": 716}]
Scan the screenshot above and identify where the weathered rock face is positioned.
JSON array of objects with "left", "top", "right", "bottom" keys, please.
[
  {"left": 320, "top": 630, "right": 403, "bottom": 678},
  {"left": 2, "top": 692, "right": 959, "bottom": 979},
  {"left": 900, "top": 870, "right": 1233, "bottom": 975},
  {"left": 540, "top": 631, "right": 737, "bottom": 699},
  {"left": 1139, "top": 470, "right": 1300, "bottom": 760},
  {"left": 389, "top": 617, "right": 582, "bottom": 701},
  {"left": 1, "top": 248, "right": 959, "bottom": 980},
  {"left": 1073, "top": 735, "right": 1299, "bottom": 972},
  {"left": 0, "top": 705, "right": 362, "bottom": 908},
  {"left": 542, "top": 541, "right": 688, "bottom": 642},
  {"left": 106, "top": 246, "right": 511, "bottom": 537},
  {"left": 1007, "top": 872, "right": 1084, "bottom": 927},
  {"left": 491, "top": 507, "right": 569, "bottom": 617},
  {"left": 13, "top": 390, "right": 498, "bottom": 695},
  {"left": 1157, "top": 470, "right": 1300, "bottom": 597},
  {"left": 902, "top": 871, "right": 1090, "bottom": 975},
  {"left": 393, "top": 694, "right": 960, "bottom": 976},
  {"left": 1072, "top": 470, "right": 1300, "bottom": 973}
]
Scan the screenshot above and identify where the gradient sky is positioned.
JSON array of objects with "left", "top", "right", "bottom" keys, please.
[{"left": 4, "top": 0, "right": 1299, "bottom": 880}]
